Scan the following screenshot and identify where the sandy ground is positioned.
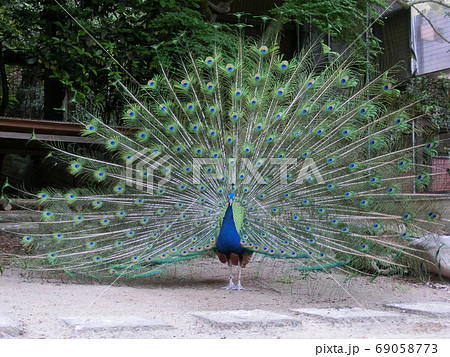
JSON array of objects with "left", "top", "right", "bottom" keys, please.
[{"left": 0, "top": 256, "right": 449, "bottom": 339}]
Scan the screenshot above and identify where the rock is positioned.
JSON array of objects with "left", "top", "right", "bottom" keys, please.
[
  {"left": 291, "top": 307, "right": 402, "bottom": 322},
  {"left": 412, "top": 235, "right": 450, "bottom": 279},
  {"left": 192, "top": 309, "right": 301, "bottom": 328},
  {"left": 60, "top": 316, "right": 171, "bottom": 333},
  {"left": 386, "top": 302, "right": 450, "bottom": 317},
  {"left": 0, "top": 312, "right": 24, "bottom": 337}
]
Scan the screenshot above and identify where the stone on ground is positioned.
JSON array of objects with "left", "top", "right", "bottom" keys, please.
[
  {"left": 61, "top": 316, "right": 170, "bottom": 332},
  {"left": 386, "top": 302, "right": 450, "bottom": 317},
  {"left": 192, "top": 309, "right": 301, "bottom": 328},
  {"left": 291, "top": 307, "right": 402, "bottom": 321},
  {"left": 412, "top": 235, "right": 450, "bottom": 279},
  {"left": 0, "top": 312, "right": 24, "bottom": 337}
]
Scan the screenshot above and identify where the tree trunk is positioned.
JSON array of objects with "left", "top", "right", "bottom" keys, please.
[
  {"left": 42, "top": 2, "right": 66, "bottom": 121},
  {"left": 0, "top": 42, "right": 9, "bottom": 116},
  {"left": 43, "top": 70, "right": 66, "bottom": 121}
]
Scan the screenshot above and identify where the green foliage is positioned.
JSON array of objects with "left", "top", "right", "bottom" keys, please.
[
  {"left": 0, "top": 0, "right": 41, "bottom": 48},
  {"left": 1, "top": 0, "right": 225, "bottom": 122},
  {"left": 404, "top": 75, "right": 450, "bottom": 128},
  {"left": 270, "top": 0, "right": 388, "bottom": 48},
  {"left": 36, "top": 0, "right": 219, "bottom": 122},
  {"left": 1, "top": 0, "right": 405, "bottom": 122}
]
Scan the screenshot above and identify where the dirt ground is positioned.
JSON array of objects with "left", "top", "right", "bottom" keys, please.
[{"left": 0, "top": 256, "right": 449, "bottom": 339}]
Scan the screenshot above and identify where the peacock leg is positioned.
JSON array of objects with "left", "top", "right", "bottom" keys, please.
[
  {"left": 222, "top": 264, "right": 236, "bottom": 290},
  {"left": 234, "top": 265, "right": 245, "bottom": 290}
]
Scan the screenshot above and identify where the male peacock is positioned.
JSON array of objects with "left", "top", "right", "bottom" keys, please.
[{"left": 2, "top": 16, "right": 447, "bottom": 290}]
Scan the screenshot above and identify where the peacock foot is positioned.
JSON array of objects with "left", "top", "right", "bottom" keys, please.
[
  {"left": 222, "top": 278, "right": 237, "bottom": 290},
  {"left": 233, "top": 280, "right": 245, "bottom": 291}
]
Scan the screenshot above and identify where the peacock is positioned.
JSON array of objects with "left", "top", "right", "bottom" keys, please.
[{"left": 1, "top": 14, "right": 447, "bottom": 290}]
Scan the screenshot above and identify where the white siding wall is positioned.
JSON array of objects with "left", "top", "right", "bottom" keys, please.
[{"left": 412, "top": 8, "right": 450, "bottom": 75}]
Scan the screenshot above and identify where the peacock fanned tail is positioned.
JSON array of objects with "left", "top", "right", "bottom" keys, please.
[{"left": 3, "top": 21, "right": 446, "bottom": 281}]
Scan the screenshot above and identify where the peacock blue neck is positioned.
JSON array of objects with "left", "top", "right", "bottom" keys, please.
[{"left": 216, "top": 204, "right": 243, "bottom": 254}]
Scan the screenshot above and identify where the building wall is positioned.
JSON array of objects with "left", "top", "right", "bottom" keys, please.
[
  {"left": 374, "top": 8, "right": 411, "bottom": 79},
  {"left": 412, "top": 7, "right": 450, "bottom": 76},
  {"left": 432, "top": 157, "right": 450, "bottom": 192}
]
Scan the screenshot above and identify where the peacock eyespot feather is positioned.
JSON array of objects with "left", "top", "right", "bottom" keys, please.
[
  {"left": 10, "top": 31, "right": 440, "bottom": 281},
  {"left": 113, "top": 185, "right": 124, "bottom": 193},
  {"left": 22, "top": 236, "right": 33, "bottom": 244}
]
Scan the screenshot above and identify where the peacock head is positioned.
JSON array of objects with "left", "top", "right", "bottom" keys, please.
[{"left": 228, "top": 192, "right": 235, "bottom": 206}]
